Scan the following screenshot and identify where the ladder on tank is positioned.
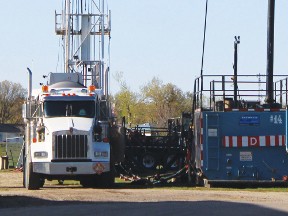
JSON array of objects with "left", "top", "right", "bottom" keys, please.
[{"left": 205, "top": 113, "right": 220, "bottom": 170}]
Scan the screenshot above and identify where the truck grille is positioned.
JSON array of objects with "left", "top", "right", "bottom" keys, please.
[{"left": 54, "top": 134, "right": 88, "bottom": 159}]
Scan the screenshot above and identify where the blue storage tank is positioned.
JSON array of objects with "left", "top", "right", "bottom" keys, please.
[
  {"left": 194, "top": 110, "right": 287, "bottom": 181},
  {"left": 192, "top": 74, "right": 288, "bottom": 183}
]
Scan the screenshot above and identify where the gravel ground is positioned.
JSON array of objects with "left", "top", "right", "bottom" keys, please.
[{"left": 0, "top": 170, "right": 288, "bottom": 216}]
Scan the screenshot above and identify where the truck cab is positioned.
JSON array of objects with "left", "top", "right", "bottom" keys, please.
[{"left": 23, "top": 73, "right": 120, "bottom": 189}]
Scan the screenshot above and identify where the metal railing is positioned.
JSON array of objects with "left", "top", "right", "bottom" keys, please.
[{"left": 193, "top": 74, "right": 288, "bottom": 111}]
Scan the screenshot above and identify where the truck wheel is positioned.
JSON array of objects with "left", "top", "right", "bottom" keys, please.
[
  {"left": 80, "top": 176, "right": 97, "bottom": 188},
  {"left": 96, "top": 149, "right": 116, "bottom": 188},
  {"left": 80, "top": 179, "right": 92, "bottom": 188},
  {"left": 81, "top": 159, "right": 115, "bottom": 188},
  {"left": 97, "top": 170, "right": 115, "bottom": 188},
  {"left": 40, "top": 178, "right": 45, "bottom": 187},
  {"left": 141, "top": 153, "right": 156, "bottom": 169},
  {"left": 22, "top": 147, "right": 26, "bottom": 187},
  {"left": 165, "top": 154, "right": 183, "bottom": 170},
  {"left": 24, "top": 162, "right": 41, "bottom": 190}
]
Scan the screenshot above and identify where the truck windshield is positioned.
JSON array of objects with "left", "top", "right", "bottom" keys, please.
[{"left": 44, "top": 101, "right": 95, "bottom": 118}]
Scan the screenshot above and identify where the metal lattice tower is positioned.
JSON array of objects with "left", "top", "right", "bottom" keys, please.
[{"left": 55, "top": 0, "right": 111, "bottom": 95}]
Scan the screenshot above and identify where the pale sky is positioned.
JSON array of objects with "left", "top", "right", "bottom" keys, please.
[{"left": 1, "top": 1, "right": 288, "bottom": 94}]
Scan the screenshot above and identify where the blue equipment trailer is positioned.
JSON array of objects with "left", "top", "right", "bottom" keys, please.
[{"left": 192, "top": 74, "right": 288, "bottom": 186}]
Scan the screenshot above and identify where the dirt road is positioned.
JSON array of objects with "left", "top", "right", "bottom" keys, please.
[{"left": 0, "top": 170, "right": 288, "bottom": 216}]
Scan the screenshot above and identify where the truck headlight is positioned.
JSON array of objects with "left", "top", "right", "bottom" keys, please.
[
  {"left": 34, "top": 151, "right": 48, "bottom": 158},
  {"left": 94, "top": 151, "right": 108, "bottom": 158}
]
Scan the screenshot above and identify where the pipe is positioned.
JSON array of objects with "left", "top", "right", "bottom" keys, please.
[
  {"left": 266, "top": 0, "right": 275, "bottom": 105},
  {"left": 233, "top": 36, "right": 240, "bottom": 108},
  {"left": 104, "top": 67, "right": 109, "bottom": 97},
  {"left": 25, "top": 68, "right": 32, "bottom": 179},
  {"left": 100, "top": 0, "right": 105, "bottom": 90},
  {"left": 27, "top": 68, "right": 32, "bottom": 101},
  {"left": 65, "top": 0, "right": 71, "bottom": 73}
]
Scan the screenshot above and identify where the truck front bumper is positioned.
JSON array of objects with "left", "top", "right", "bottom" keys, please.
[{"left": 32, "top": 161, "right": 110, "bottom": 175}]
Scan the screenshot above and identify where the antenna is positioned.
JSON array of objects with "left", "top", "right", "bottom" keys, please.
[{"left": 199, "top": 0, "right": 209, "bottom": 109}]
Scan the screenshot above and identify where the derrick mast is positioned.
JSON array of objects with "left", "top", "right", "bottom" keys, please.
[{"left": 55, "top": 0, "right": 111, "bottom": 95}]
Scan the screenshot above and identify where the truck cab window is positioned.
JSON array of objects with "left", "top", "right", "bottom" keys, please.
[{"left": 44, "top": 101, "right": 95, "bottom": 118}]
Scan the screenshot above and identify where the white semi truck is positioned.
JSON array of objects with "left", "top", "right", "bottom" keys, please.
[{"left": 22, "top": 0, "right": 124, "bottom": 190}]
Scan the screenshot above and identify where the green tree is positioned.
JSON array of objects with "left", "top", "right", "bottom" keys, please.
[
  {"left": 113, "top": 74, "right": 193, "bottom": 127},
  {"left": 0, "top": 80, "right": 26, "bottom": 124},
  {"left": 113, "top": 72, "right": 139, "bottom": 127},
  {"left": 114, "top": 89, "right": 138, "bottom": 127},
  {"left": 141, "top": 77, "right": 192, "bottom": 127}
]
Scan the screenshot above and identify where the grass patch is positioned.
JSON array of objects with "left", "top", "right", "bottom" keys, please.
[
  {"left": 46, "top": 178, "right": 131, "bottom": 186},
  {"left": 46, "top": 180, "right": 80, "bottom": 186},
  {"left": 0, "top": 168, "right": 17, "bottom": 173}
]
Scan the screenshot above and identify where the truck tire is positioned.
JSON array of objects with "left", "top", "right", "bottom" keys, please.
[
  {"left": 96, "top": 147, "right": 116, "bottom": 188},
  {"left": 24, "top": 162, "right": 41, "bottom": 190},
  {"left": 80, "top": 176, "right": 97, "bottom": 188},
  {"left": 40, "top": 178, "right": 45, "bottom": 187},
  {"left": 80, "top": 172, "right": 114, "bottom": 188},
  {"left": 165, "top": 154, "right": 183, "bottom": 170},
  {"left": 141, "top": 153, "right": 157, "bottom": 169},
  {"left": 97, "top": 170, "right": 115, "bottom": 188},
  {"left": 22, "top": 146, "right": 26, "bottom": 187},
  {"left": 81, "top": 151, "right": 115, "bottom": 188}
]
